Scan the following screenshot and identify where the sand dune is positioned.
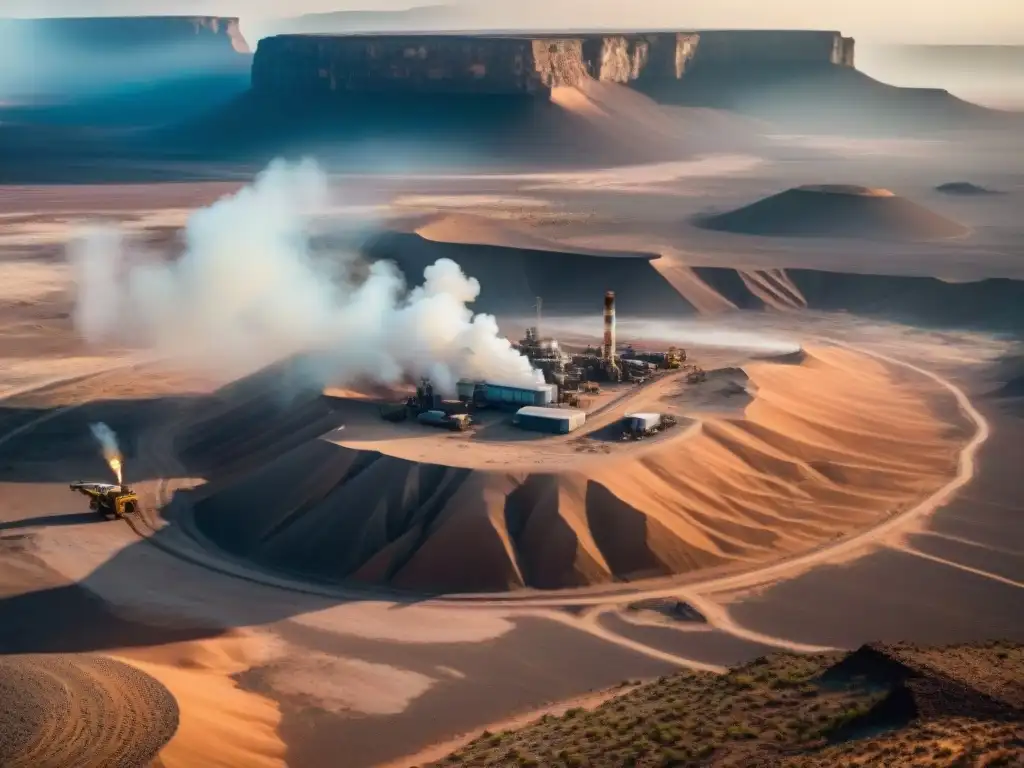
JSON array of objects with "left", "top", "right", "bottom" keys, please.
[
  {"left": 647, "top": 251, "right": 738, "bottom": 314},
  {"left": 0, "top": 653, "right": 179, "bottom": 768},
  {"left": 414, "top": 213, "right": 595, "bottom": 254},
  {"left": 188, "top": 345, "right": 967, "bottom": 593},
  {"left": 554, "top": 81, "right": 769, "bottom": 158},
  {"left": 551, "top": 82, "right": 688, "bottom": 160},
  {"left": 114, "top": 632, "right": 286, "bottom": 768},
  {"left": 696, "top": 184, "right": 970, "bottom": 240}
]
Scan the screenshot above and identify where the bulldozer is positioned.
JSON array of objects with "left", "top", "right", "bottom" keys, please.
[
  {"left": 686, "top": 367, "right": 707, "bottom": 384},
  {"left": 665, "top": 346, "right": 686, "bottom": 369},
  {"left": 70, "top": 482, "right": 139, "bottom": 519},
  {"left": 559, "top": 390, "right": 582, "bottom": 408}
]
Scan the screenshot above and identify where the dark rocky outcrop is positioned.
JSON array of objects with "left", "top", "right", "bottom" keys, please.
[
  {"left": 686, "top": 29, "right": 854, "bottom": 68},
  {"left": 253, "top": 35, "right": 549, "bottom": 97},
  {"left": 936, "top": 181, "right": 1002, "bottom": 195},
  {"left": 626, "top": 598, "right": 707, "bottom": 622},
  {"left": 251, "top": 29, "right": 853, "bottom": 99},
  {"left": 252, "top": 32, "right": 705, "bottom": 98},
  {"left": 821, "top": 642, "right": 1024, "bottom": 739}
]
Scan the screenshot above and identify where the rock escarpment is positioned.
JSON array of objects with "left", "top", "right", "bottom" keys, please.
[
  {"left": 252, "top": 32, "right": 705, "bottom": 97},
  {"left": 253, "top": 35, "right": 552, "bottom": 97},
  {"left": 251, "top": 29, "right": 854, "bottom": 99},
  {"left": 688, "top": 30, "right": 854, "bottom": 68}
]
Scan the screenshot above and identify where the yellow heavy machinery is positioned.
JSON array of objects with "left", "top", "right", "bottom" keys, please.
[
  {"left": 665, "top": 346, "right": 685, "bottom": 369},
  {"left": 620, "top": 346, "right": 686, "bottom": 370},
  {"left": 69, "top": 482, "right": 139, "bottom": 519},
  {"left": 559, "top": 390, "right": 582, "bottom": 408}
]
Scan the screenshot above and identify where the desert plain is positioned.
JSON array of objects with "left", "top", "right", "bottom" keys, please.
[{"left": 0, "top": 25, "right": 1023, "bottom": 768}]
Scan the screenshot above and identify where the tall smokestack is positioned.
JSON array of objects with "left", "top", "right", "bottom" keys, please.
[{"left": 603, "top": 291, "right": 616, "bottom": 361}]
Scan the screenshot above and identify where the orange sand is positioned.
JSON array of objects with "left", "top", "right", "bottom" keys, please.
[
  {"left": 112, "top": 632, "right": 286, "bottom": 768},
  {"left": 193, "top": 345, "right": 967, "bottom": 593}
]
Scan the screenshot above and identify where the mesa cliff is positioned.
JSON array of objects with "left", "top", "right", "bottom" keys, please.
[{"left": 251, "top": 29, "right": 855, "bottom": 99}]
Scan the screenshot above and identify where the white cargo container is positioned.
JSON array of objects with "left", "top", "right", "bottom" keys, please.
[
  {"left": 624, "top": 412, "right": 662, "bottom": 433},
  {"left": 513, "top": 406, "right": 586, "bottom": 434}
]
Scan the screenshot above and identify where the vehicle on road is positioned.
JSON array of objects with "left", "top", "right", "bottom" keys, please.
[{"left": 69, "top": 482, "right": 139, "bottom": 519}]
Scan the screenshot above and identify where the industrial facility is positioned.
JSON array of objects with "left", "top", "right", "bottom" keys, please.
[
  {"left": 621, "top": 345, "right": 686, "bottom": 369},
  {"left": 514, "top": 291, "right": 633, "bottom": 389},
  {"left": 378, "top": 290, "right": 705, "bottom": 435}
]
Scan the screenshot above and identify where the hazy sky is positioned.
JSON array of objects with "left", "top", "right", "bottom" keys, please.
[{"left": 1, "top": 1, "right": 1022, "bottom": 44}]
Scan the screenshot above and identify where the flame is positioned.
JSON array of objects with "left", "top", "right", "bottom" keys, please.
[{"left": 108, "top": 456, "right": 123, "bottom": 485}]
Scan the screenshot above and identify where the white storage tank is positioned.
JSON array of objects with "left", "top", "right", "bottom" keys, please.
[{"left": 513, "top": 406, "right": 586, "bottom": 434}]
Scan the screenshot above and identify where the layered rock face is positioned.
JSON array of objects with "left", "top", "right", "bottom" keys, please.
[
  {"left": 253, "top": 35, "right": 550, "bottom": 96},
  {"left": 251, "top": 32, "right": 701, "bottom": 97},
  {"left": 532, "top": 33, "right": 701, "bottom": 89},
  {"left": 687, "top": 30, "right": 855, "bottom": 68},
  {"left": 836, "top": 36, "right": 856, "bottom": 67},
  {"left": 251, "top": 30, "right": 853, "bottom": 99}
]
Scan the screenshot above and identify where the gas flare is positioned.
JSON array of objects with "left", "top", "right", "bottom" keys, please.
[{"left": 89, "top": 422, "right": 124, "bottom": 485}]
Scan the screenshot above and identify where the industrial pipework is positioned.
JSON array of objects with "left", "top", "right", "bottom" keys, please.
[{"left": 602, "top": 291, "right": 616, "bottom": 361}]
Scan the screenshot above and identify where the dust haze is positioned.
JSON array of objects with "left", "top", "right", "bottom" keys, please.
[{"left": 536, "top": 316, "right": 802, "bottom": 356}]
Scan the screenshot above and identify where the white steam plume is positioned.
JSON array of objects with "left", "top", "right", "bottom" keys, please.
[
  {"left": 68, "top": 159, "right": 541, "bottom": 393},
  {"left": 640, "top": 325, "right": 802, "bottom": 355}
]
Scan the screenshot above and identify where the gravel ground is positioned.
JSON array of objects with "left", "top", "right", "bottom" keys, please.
[{"left": 0, "top": 653, "right": 179, "bottom": 768}]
